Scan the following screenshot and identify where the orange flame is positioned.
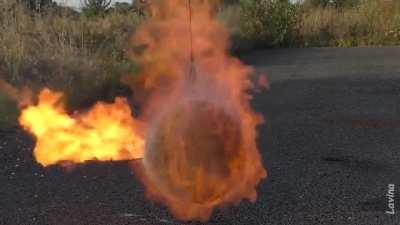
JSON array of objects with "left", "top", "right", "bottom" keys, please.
[
  {"left": 128, "top": 0, "right": 267, "bottom": 221},
  {"left": 19, "top": 89, "right": 145, "bottom": 166},
  {"left": 18, "top": 0, "right": 267, "bottom": 221}
]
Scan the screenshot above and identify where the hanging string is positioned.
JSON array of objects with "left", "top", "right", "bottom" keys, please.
[{"left": 187, "top": 0, "right": 196, "bottom": 82}]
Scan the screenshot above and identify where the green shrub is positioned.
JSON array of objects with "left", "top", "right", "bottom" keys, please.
[
  {"left": 238, "top": 0, "right": 298, "bottom": 47},
  {"left": 82, "top": 0, "right": 112, "bottom": 17},
  {"left": 18, "top": 0, "right": 57, "bottom": 12}
]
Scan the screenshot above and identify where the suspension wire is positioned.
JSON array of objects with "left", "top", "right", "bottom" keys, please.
[{"left": 187, "top": 0, "right": 196, "bottom": 82}]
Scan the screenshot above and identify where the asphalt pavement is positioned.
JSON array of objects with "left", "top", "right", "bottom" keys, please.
[{"left": 1, "top": 47, "right": 400, "bottom": 225}]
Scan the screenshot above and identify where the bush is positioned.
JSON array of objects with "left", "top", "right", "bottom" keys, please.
[
  {"left": 220, "top": 0, "right": 400, "bottom": 48},
  {"left": 18, "top": 0, "right": 57, "bottom": 12},
  {"left": 82, "top": 0, "right": 112, "bottom": 17},
  {"left": 238, "top": 0, "right": 298, "bottom": 47}
]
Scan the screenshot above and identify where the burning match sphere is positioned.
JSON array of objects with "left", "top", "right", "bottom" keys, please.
[{"left": 144, "top": 99, "right": 243, "bottom": 205}]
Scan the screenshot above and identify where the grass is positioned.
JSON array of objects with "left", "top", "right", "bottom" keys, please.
[
  {"left": 0, "top": 0, "right": 141, "bottom": 110},
  {"left": 299, "top": 0, "right": 400, "bottom": 47},
  {"left": 219, "top": 0, "right": 400, "bottom": 48}
]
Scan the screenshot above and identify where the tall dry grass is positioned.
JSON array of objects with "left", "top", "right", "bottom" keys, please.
[
  {"left": 0, "top": 0, "right": 141, "bottom": 110},
  {"left": 299, "top": 0, "right": 400, "bottom": 46}
]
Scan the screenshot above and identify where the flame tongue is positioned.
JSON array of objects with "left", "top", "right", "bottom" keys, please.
[{"left": 19, "top": 89, "right": 145, "bottom": 166}]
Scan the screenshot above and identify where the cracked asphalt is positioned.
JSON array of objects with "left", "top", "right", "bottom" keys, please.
[{"left": 1, "top": 47, "right": 400, "bottom": 225}]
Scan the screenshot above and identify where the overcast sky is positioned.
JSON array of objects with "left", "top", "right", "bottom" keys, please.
[{"left": 54, "top": 0, "right": 131, "bottom": 9}]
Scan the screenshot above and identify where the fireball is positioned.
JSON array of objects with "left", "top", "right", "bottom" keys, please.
[
  {"left": 136, "top": 83, "right": 267, "bottom": 220},
  {"left": 144, "top": 98, "right": 242, "bottom": 218},
  {"left": 17, "top": 0, "right": 267, "bottom": 221}
]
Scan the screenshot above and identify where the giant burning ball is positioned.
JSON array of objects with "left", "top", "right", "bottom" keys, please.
[{"left": 144, "top": 99, "right": 244, "bottom": 207}]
